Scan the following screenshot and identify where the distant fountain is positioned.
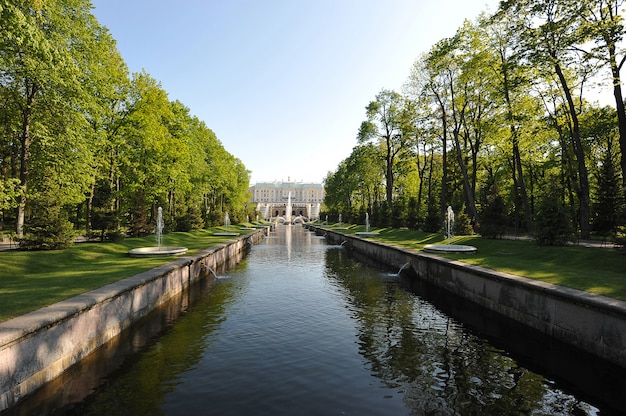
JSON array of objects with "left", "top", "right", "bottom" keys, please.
[
  {"left": 355, "top": 212, "right": 379, "bottom": 237},
  {"left": 446, "top": 205, "right": 454, "bottom": 243},
  {"left": 128, "top": 206, "right": 188, "bottom": 257},
  {"left": 240, "top": 213, "right": 255, "bottom": 230},
  {"left": 335, "top": 213, "right": 348, "bottom": 229},
  {"left": 213, "top": 212, "right": 239, "bottom": 236},
  {"left": 156, "top": 206, "right": 164, "bottom": 249},
  {"left": 264, "top": 204, "right": 270, "bottom": 220},
  {"left": 424, "top": 206, "right": 476, "bottom": 254},
  {"left": 286, "top": 192, "right": 292, "bottom": 224}
]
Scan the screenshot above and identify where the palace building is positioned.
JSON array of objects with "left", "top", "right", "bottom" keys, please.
[{"left": 249, "top": 178, "right": 324, "bottom": 222}]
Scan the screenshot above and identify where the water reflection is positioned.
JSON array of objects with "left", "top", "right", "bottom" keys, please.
[
  {"left": 325, "top": 246, "right": 624, "bottom": 415},
  {"left": 4, "top": 225, "right": 623, "bottom": 415}
]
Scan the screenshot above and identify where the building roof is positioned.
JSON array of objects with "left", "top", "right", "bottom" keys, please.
[{"left": 251, "top": 181, "right": 324, "bottom": 189}]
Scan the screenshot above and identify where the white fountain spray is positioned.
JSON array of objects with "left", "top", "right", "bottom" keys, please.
[
  {"left": 446, "top": 206, "right": 455, "bottom": 244},
  {"left": 156, "top": 207, "right": 164, "bottom": 250},
  {"left": 365, "top": 212, "right": 370, "bottom": 233},
  {"left": 224, "top": 212, "right": 231, "bottom": 232},
  {"left": 286, "top": 192, "right": 292, "bottom": 224}
]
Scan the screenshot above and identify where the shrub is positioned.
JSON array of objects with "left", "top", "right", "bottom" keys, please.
[
  {"left": 480, "top": 195, "right": 508, "bottom": 239},
  {"left": 20, "top": 208, "right": 75, "bottom": 250},
  {"left": 535, "top": 194, "right": 574, "bottom": 246}
]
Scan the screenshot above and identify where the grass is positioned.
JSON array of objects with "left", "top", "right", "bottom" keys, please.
[
  {"left": 1, "top": 222, "right": 624, "bottom": 322},
  {"left": 324, "top": 223, "right": 626, "bottom": 301},
  {"left": 0, "top": 227, "right": 256, "bottom": 322}
]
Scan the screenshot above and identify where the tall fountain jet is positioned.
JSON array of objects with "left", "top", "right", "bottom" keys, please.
[{"left": 286, "top": 192, "right": 292, "bottom": 224}]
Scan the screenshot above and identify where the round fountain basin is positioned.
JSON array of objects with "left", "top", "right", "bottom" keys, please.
[
  {"left": 423, "top": 244, "right": 477, "bottom": 254},
  {"left": 128, "top": 246, "right": 188, "bottom": 257},
  {"left": 355, "top": 231, "right": 380, "bottom": 237}
]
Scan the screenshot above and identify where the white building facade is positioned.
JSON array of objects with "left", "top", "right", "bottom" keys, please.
[{"left": 249, "top": 179, "right": 324, "bottom": 221}]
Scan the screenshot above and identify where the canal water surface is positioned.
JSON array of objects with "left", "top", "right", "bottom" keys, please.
[{"left": 6, "top": 225, "right": 626, "bottom": 415}]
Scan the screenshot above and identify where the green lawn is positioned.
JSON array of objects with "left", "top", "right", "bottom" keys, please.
[
  {"left": 1, "top": 223, "right": 624, "bottom": 323},
  {"left": 0, "top": 227, "right": 256, "bottom": 322},
  {"left": 325, "top": 223, "right": 626, "bottom": 301}
]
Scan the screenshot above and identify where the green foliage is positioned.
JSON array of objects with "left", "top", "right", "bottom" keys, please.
[
  {"left": 535, "top": 193, "right": 575, "bottom": 246},
  {"left": 454, "top": 207, "right": 474, "bottom": 236},
  {"left": 20, "top": 206, "right": 75, "bottom": 250},
  {"left": 592, "top": 148, "right": 623, "bottom": 238},
  {"left": 0, "top": 1, "right": 249, "bottom": 247},
  {"left": 175, "top": 204, "right": 204, "bottom": 232},
  {"left": 480, "top": 195, "right": 508, "bottom": 239},
  {"left": 423, "top": 202, "right": 441, "bottom": 233},
  {"left": 0, "top": 178, "right": 22, "bottom": 211},
  {"left": 406, "top": 196, "right": 420, "bottom": 230}
]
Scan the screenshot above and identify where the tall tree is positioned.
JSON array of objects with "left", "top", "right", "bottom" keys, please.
[
  {"left": 358, "top": 90, "right": 413, "bottom": 212},
  {"left": 580, "top": 0, "right": 626, "bottom": 189},
  {"left": 483, "top": 14, "right": 535, "bottom": 233},
  {"left": 501, "top": 0, "right": 593, "bottom": 238},
  {"left": 0, "top": 0, "right": 109, "bottom": 237}
]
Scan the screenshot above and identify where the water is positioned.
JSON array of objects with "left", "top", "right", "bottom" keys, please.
[
  {"left": 6, "top": 225, "right": 626, "bottom": 415},
  {"left": 156, "top": 206, "right": 164, "bottom": 248}
]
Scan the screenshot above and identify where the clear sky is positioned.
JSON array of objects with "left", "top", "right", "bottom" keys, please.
[{"left": 90, "top": 0, "right": 500, "bottom": 185}]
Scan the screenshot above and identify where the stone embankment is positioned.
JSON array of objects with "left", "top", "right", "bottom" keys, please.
[
  {"left": 311, "top": 226, "right": 626, "bottom": 370},
  {"left": 0, "top": 228, "right": 267, "bottom": 412}
]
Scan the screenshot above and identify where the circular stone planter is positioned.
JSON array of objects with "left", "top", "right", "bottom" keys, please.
[
  {"left": 355, "top": 232, "right": 380, "bottom": 237},
  {"left": 128, "top": 246, "right": 188, "bottom": 257},
  {"left": 423, "top": 244, "right": 477, "bottom": 254}
]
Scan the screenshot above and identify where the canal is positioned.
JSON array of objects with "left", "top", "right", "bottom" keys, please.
[{"left": 5, "top": 225, "right": 626, "bottom": 415}]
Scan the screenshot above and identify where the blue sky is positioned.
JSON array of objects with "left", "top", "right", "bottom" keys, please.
[{"left": 90, "top": 0, "right": 500, "bottom": 184}]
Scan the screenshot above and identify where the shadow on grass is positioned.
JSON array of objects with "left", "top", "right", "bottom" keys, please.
[
  {"left": 323, "top": 223, "right": 626, "bottom": 301},
  {"left": 0, "top": 228, "right": 254, "bottom": 321}
]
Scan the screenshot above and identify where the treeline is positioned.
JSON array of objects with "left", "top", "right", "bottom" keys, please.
[
  {"left": 324, "top": 0, "right": 626, "bottom": 244},
  {"left": 0, "top": 1, "right": 250, "bottom": 248}
]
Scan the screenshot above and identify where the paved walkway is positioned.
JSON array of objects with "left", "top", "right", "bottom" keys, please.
[{"left": 502, "top": 234, "right": 619, "bottom": 249}]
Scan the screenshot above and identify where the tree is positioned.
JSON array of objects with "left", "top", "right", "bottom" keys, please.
[
  {"left": 500, "top": 0, "right": 592, "bottom": 238},
  {"left": 483, "top": 13, "right": 535, "bottom": 233},
  {"left": 580, "top": 0, "right": 626, "bottom": 190},
  {"left": 535, "top": 190, "right": 575, "bottom": 245},
  {"left": 358, "top": 90, "right": 413, "bottom": 212},
  {"left": 0, "top": 0, "right": 126, "bottom": 245}
]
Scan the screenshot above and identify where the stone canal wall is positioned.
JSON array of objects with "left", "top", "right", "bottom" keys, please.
[
  {"left": 313, "top": 226, "right": 626, "bottom": 369},
  {"left": 0, "top": 229, "right": 267, "bottom": 412}
]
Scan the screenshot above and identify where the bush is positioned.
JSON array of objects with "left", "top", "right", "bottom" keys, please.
[
  {"left": 480, "top": 195, "right": 508, "bottom": 239},
  {"left": 422, "top": 203, "right": 440, "bottom": 233},
  {"left": 535, "top": 195, "right": 574, "bottom": 246},
  {"left": 176, "top": 205, "right": 204, "bottom": 232},
  {"left": 454, "top": 208, "right": 474, "bottom": 236},
  {"left": 20, "top": 209, "right": 75, "bottom": 250}
]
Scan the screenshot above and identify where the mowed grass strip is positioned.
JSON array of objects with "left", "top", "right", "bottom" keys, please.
[
  {"left": 325, "top": 224, "right": 626, "bottom": 301},
  {"left": 0, "top": 228, "right": 251, "bottom": 322}
]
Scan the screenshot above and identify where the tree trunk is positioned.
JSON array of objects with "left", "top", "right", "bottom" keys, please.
[
  {"left": 501, "top": 65, "right": 534, "bottom": 233},
  {"left": 452, "top": 130, "right": 478, "bottom": 222},
  {"left": 512, "top": 138, "right": 533, "bottom": 233},
  {"left": 608, "top": 42, "right": 626, "bottom": 191},
  {"left": 385, "top": 136, "right": 394, "bottom": 212},
  {"left": 553, "top": 60, "right": 591, "bottom": 238},
  {"left": 16, "top": 82, "right": 37, "bottom": 237}
]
